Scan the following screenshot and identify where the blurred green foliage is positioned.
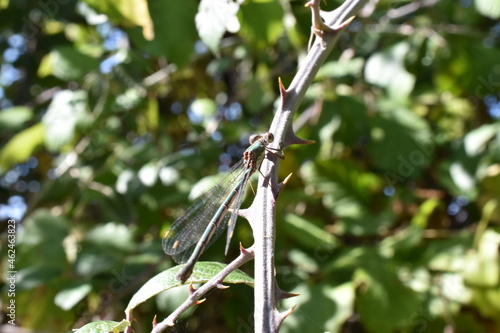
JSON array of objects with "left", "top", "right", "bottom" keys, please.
[{"left": 1, "top": 0, "right": 500, "bottom": 332}]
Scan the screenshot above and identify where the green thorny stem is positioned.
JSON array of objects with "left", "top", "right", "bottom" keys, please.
[{"left": 151, "top": 1, "right": 369, "bottom": 332}]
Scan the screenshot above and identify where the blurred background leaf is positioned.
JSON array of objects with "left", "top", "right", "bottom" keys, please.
[{"left": 1, "top": 0, "right": 500, "bottom": 332}]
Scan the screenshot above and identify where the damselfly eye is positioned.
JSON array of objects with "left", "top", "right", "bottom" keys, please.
[
  {"left": 249, "top": 134, "right": 261, "bottom": 144},
  {"left": 265, "top": 132, "right": 274, "bottom": 143}
]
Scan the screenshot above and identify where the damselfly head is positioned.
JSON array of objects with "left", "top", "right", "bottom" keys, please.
[{"left": 249, "top": 132, "right": 274, "bottom": 145}]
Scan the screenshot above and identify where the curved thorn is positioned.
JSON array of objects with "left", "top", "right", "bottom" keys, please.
[
  {"left": 278, "top": 291, "right": 300, "bottom": 301},
  {"left": 278, "top": 77, "right": 287, "bottom": 98},
  {"left": 289, "top": 134, "right": 316, "bottom": 146},
  {"left": 275, "top": 173, "right": 293, "bottom": 196},
  {"left": 280, "top": 306, "right": 296, "bottom": 322},
  {"left": 239, "top": 243, "right": 254, "bottom": 256},
  {"left": 274, "top": 306, "right": 296, "bottom": 329},
  {"left": 281, "top": 173, "right": 293, "bottom": 187},
  {"left": 275, "top": 284, "right": 300, "bottom": 301},
  {"left": 194, "top": 298, "right": 206, "bottom": 305},
  {"left": 282, "top": 305, "right": 296, "bottom": 319},
  {"left": 333, "top": 15, "right": 355, "bottom": 31}
]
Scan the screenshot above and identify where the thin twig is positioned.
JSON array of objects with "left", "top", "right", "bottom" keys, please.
[
  {"left": 385, "top": 0, "right": 440, "bottom": 20},
  {"left": 151, "top": 246, "right": 255, "bottom": 333}
]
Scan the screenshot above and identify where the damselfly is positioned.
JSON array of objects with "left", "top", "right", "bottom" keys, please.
[{"left": 163, "top": 132, "right": 283, "bottom": 283}]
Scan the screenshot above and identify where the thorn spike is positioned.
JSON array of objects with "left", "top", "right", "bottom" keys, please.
[
  {"left": 188, "top": 281, "right": 197, "bottom": 293},
  {"left": 282, "top": 173, "right": 293, "bottom": 186},
  {"left": 275, "top": 286, "right": 300, "bottom": 301},
  {"left": 240, "top": 243, "right": 254, "bottom": 256},
  {"left": 275, "top": 306, "right": 297, "bottom": 328},
  {"left": 289, "top": 134, "right": 316, "bottom": 146},
  {"left": 195, "top": 298, "right": 206, "bottom": 305},
  {"left": 280, "top": 292, "right": 300, "bottom": 300},
  {"left": 278, "top": 77, "right": 287, "bottom": 97},
  {"left": 284, "top": 305, "right": 296, "bottom": 318},
  {"left": 281, "top": 306, "right": 296, "bottom": 320},
  {"left": 334, "top": 15, "right": 355, "bottom": 31},
  {"left": 275, "top": 173, "right": 293, "bottom": 196}
]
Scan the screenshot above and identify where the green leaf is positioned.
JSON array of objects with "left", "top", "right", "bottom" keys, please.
[
  {"left": 38, "top": 46, "right": 100, "bottom": 81},
  {"left": 75, "top": 222, "right": 135, "bottom": 277},
  {"left": 464, "top": 230, "right": 500, "bottom": 287},
  {"left": 16, "top": 210, "right": 70, "bottom": 289},
  {"left": 0, "top": 106, "right": 33, "bottom": 131},
  {"left": 379, "top": 225, "right": 423, "bottom": 259},
  {"left": 449, "top": 161, "right": 476, "bottom": 195},
  {"left": 73, "top": 320, "right": 130, "bottom": 333},
  {"left": 316, "top": 58, "right": 364, "bottom": 79},
  {"left": 126, "top": 262, "right": 253, "bottom": 311},
  {"left": 54, "top": 282, "right": 92, "bottom": 310},
  {"left": 475, "top": 0, "right": 500, "bottom": 18},
  {"left": 315, "top": 97, "right": 368, "bottom": 154},
  {"left": 410, "top": 198, "right": 443, "bottom": 228},
  {"left": 464, "top": 123, "right": 500, "bottom": 156},
  {"left": 479, "top": 174, "right": 500, "bottom": 223},
  {"left": 241, "top": 72, "right": 275, "bottom": 112},
  {"left": 0, "top": 123, "right": 44, "bottom": 174},
  {"left": 112, "top": 87, "right": 146, "bottom": 112},
  {"left": 196, "top": 0, "right": 240, "bottom": 55},
  {"left": 286, "top": 249, "right": 319, "bottom": 273},
  {"left": 280, "top": 282, "right": 355, "bottom": 333},
  {"left": 88, "top": 222, "right": 135, "bottom": 252},
  {"left": 301, "top": 159, "right": 383, "bottom": 218},
  {"left": 16, "top": 265, "right": 63, "bottom": 290},
  {"left": 301, "top": 159, "right": 395, "bottom": 236},
  {"left": 423, "top": 232, "right": 473, "bottom": 271},
  {"left": 364, "top": 42, "right": 416, "bottom": 100},
  {"left": 42, "top": 90, "right": 89, "bottom": 152},
  {"left": 336, "top": 211, "right": 396, "bottom": 236},
  {"left": 127, "top": 0, "right": 198, "bottom": 67},
  {"left": 368, "top": 105, "right": 433, "bottom": 178},
  {"left": 189, "top": 98, "right": 218, "bottom": 126},
  {"left": 283, "top": 213, "right": 338, "bottom": 250},
  {"left": 239, "top": 0, "right": 284, "bottom": 48},
  {"left": 436, "top": 40, "right": 500, "bottom": 96},
  {"left": 354, "top": 251, "right": 421, "bottom": 333},
  {"left": 470, "top": 287, "right": 500, "bottom": 318},
  {"left": 82, "top": 0, "right": 153, "bottom": 39},
  {"left": 137, "top": 96, "right": 160, "bottom": 134},
  {"left": 439, "top": 273, "right": 471, "bottom": 304}
]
